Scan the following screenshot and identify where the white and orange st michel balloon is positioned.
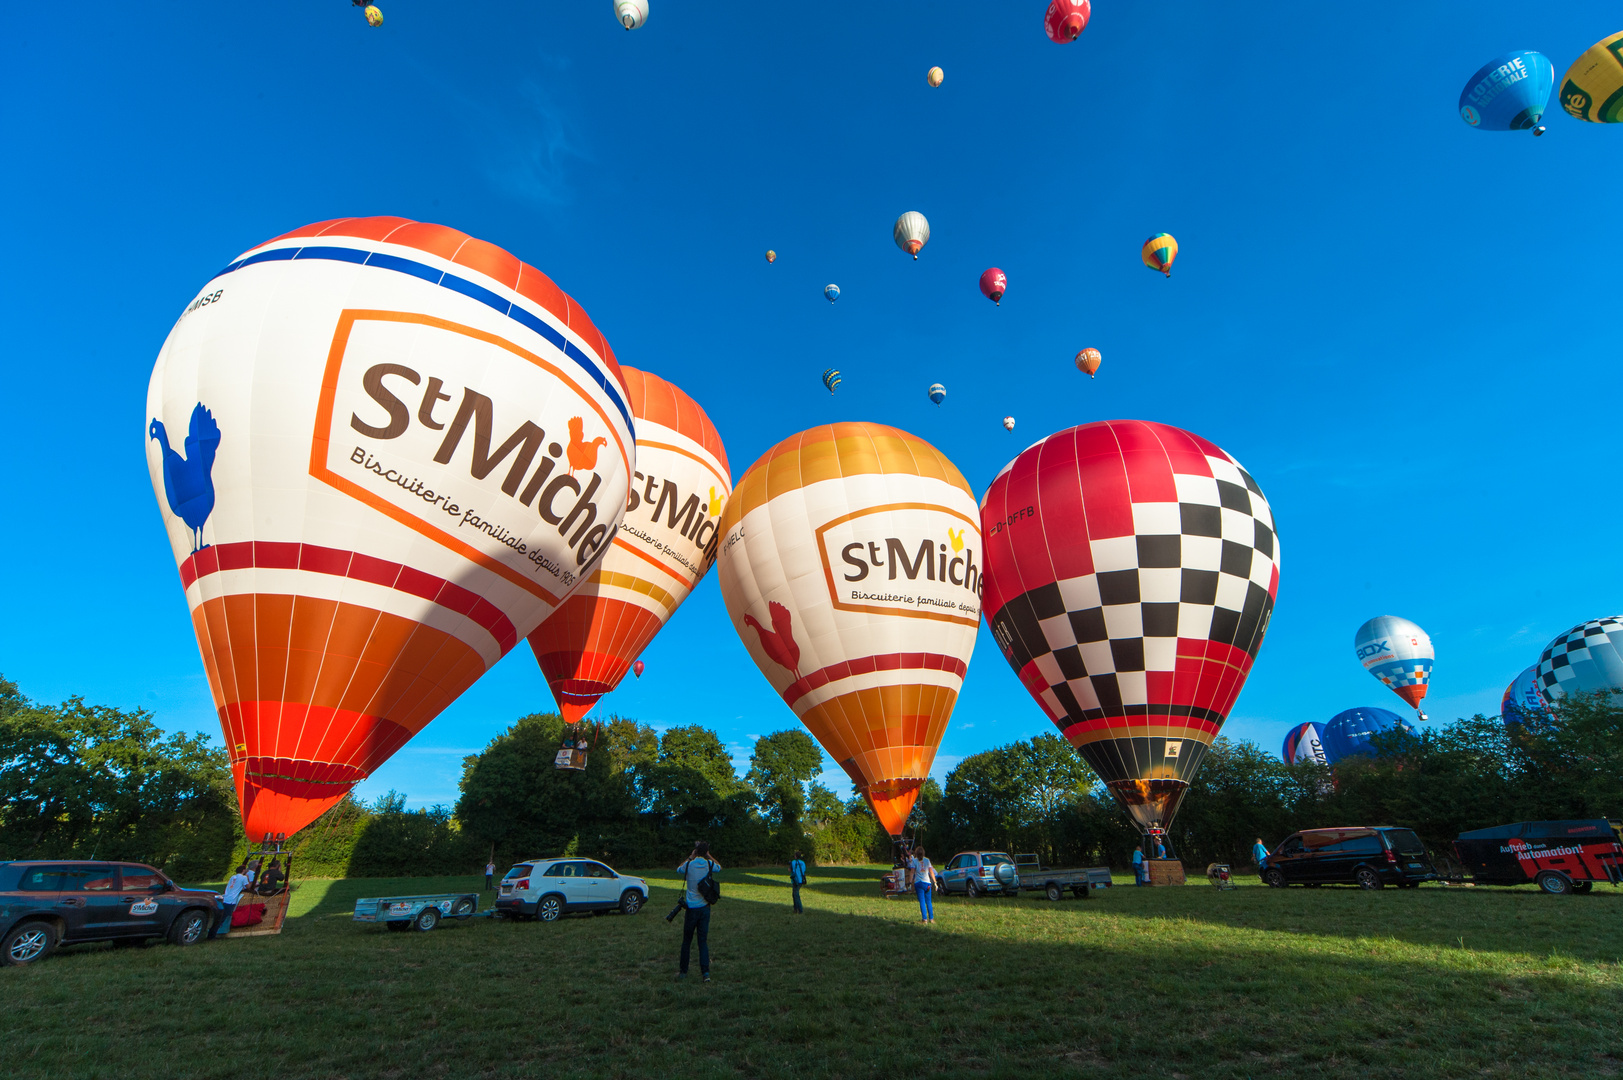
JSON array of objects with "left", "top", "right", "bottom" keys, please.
[
  {"left": 146, "top": 217, "right": 635, "bottom": 840},
  {"left": 716, "top": 423, "right": 980, "bottom": 837},
  {"left": 527, "top": 367, "right": 731, "bottom": 723}
]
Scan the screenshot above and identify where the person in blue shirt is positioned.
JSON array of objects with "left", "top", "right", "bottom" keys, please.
[
  {"left": 1154, "top": 838, "right": 1167, "bottom": 860},
  {"left": 788, "top": 851, "right": 807, "bottom": 914},
  {"left": 1252, "top": 838, "right": 1271, "bottom": 873},
  {"left": 675, "top": 841, "right": 720, "bottom": 983},
  {"left": 1132, "top": 844, "right": 1147, "bottom": 886}
]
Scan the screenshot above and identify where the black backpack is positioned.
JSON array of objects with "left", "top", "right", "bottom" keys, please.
[{"left": 695, "top": 858, "right": 721, "bottom": 905}]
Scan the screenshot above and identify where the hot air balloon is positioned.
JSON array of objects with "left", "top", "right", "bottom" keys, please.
[
  {"left": 633, "top": 659, "right": 645, "bottom": 679},
  {"left": 979, "top": 268, "right": 1007, "bottom": 306},
  {"left": 1142, "top": 234, "right": 1177, "bottom": 276},
  {"left": 1044, "top": 0, "right": 1091, "bottom": 43},
  {"left": 894, "top": 212, "right": 930, "bottom": 259},
  {"left": 1074, "top": 348, "right": 1102, "bottom": 378},
  {"left": 1560, "top": 32, "right": 1623, "bottom": 123},
  {"left": 823, "top": 369, "right": 841, "bottom": 393},
  {"left": 614, "top": 0, "right": 648, "bottom": 30},
  {"left": 927, "top": 383, "right": 946, "bottom": 405},
  {"left": 1281, "top": 722, "right": 1329, "bottom": 766},
  {"left": 1353, "top": 616, "right": 1434, "bottom": 721},
  {"left": 1003, "top": 417, "right": 1015, "bottom": 432},
  {"left": 1501, "top": 664, "right": 1552, "bottom": 731},
  {"left": 1323, "top": 707, "right": 1412, "bottom": 761},
  {"left": 146, "top": 217, "right": 635, "bottom": 841},
  {"left": 824, "top": 284, "right": 841, "bottom": 303},
  {"left": 927, "top": 66, "right": 944, "bottom": 88},
  {"left": 980, "top": 420, "right": 1280, "bottom": 837},
  {"left": 716, "top": 423, "right": 981, "bottom": 837},
  {"left": 1536, "top": 617, "right": 1623, "bottom": 704},
  {"left": 765, "top": 250, "right": 776, "bottom": 264},
  {"left": 1459, "top": 51, "right": 1554, "bottom": 134},
  {"left": 363, "top": 4, "right": 383, "bottom": 26},
  {"left": 527, "top": 366, "right": 730, "bottom": 726}
]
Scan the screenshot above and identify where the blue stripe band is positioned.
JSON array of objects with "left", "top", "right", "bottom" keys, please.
[{"left": 216, "top": 244, "right": 632, "bottom": 431}]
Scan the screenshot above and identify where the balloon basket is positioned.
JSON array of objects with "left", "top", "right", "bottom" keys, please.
[
  {"left": 227, "top": 837, "right": 295, "bottom": 938},
  {"left": 880, "top": 832, "right": 923, "bottom": 897},
  {"left": 1146, "top": 860, "right": 1186, "bottom": 887},
  {"left": 554, "top": 730, "right": 590, "bottom": 772}
]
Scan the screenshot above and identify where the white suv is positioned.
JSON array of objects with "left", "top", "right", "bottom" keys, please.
[{"left": 495, "top": 858, "right": 649, "bottom": 922}]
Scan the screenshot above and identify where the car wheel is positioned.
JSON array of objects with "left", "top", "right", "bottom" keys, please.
[
  {"left": 1262, "top": 868, "right": 1285, "bottom": 888},
  {"left": 414, "top": 907, "right": 441, "bottom": 932},
  {"left": 1354, "top": 867, "right": 1383, "bottom": 891},
  {"left": 1573, "top": 880, "right": 1593, "bottom": 894},
  {"left": 451, "top": 898, "right": 476, "bottom": 917},
  {"left": 1045, "top": 883, "right": 1063, "bottom": 902},
  {"left": 167, "top": 909, "right": 210, "bottom": 946},
  {"left": 2, "top": 921, "right": 57, "bottom": 966},
  {"left": 964, "top": 880, "right": 980, "bottom": 899},
  {"left": 620, "top": 890, "right": 644, "bottom": 915},
  {"left": 537, "top": 895, "right": 564, "bottom": 922},
  {"left": 1536, "top": 872, "right": 1571, "bottom": 896}
]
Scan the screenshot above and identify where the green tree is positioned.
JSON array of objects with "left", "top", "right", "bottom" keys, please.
[{"left": 746, "top": 730, "right": 822, "bottom": 825}]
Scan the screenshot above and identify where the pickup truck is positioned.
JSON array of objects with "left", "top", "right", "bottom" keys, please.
[
  {"left": 1013, "top": 855, "right": 1113, "bottom": 901},
  {"left": 353, "top": 892, "right": 479, "bottom": 932}
]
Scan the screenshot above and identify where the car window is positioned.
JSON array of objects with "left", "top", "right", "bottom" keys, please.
[
  {"left": 1280, "top": 837, "right": 1305, "bottom": 855},
  {"left": 543, "top": 863, "right": 569, "bottom": 876},
  {"left": 1345, "top": 836, "right": 1383, "bottom": 855},
  {"left": 584, "top": 863, "right": 614, "bottom": 879},
  {"left": 119, "top": 867, "right": 165, "bottom": 891},
  {"left": 981, "top": 854, "right": 1013, "bottom": 867},
  {"left": 60, "top": 866, "right": 117, "bottom": 892},
  {"left": 1382, "top": 829, "right": 1426, "bottom": 855},
  {"left": 503, "top": 865, "right": 529, "bottom": 880},
  {"left": 946, "top": 855, "right": 965, "bottom": 870},
  {"left": 17, "top": 867, "right": 64, "bottom": 891}
]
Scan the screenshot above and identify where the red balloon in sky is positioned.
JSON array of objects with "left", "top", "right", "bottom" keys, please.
[
  {"left": 633, "top": 660, "right": 645, "bottom": 679},
  {"left": 979, "top": 268, "right": 1007, "bottom": 306},
  {"left": 1044, "top": 0, "right": 1091, "bottom": 43}
]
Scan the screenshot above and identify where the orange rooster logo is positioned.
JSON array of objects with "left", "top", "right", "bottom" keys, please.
[
  {"left": 743, "top": 601, "right": 801, "bottom": 678},
  {"left": 566, "top": 417, "right": 607, "bottom": 475}
]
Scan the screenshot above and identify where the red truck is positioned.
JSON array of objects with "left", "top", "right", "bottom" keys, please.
[{"left": 1452, "top": 819, "right": 1623, "bottom": 895}]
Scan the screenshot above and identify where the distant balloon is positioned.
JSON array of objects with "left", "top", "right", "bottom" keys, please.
[
  {"left": 363, "top": 4, "right": 383, "bottom": 27},
  {"left": 1044, "top": 0, "right": 1091, "bottom": 43},
  {"left": 1323, "top": 707, "right": 1413, "bottom": 761},
  {"left": 1354, "top": 616, "right": 1434, "bottom": 721},
  {"left": 894, "top": 211, "right": 931, "bottom": 259},
  {"left": 927, "top": 383, "right": 946, "bottom": 405},
  {"left": 823, "top": 368, "right": 841, "bottom": 393},
  {"left": 1074, "top": 348, "right": 1102, "bottom": 378},
  {"left": 824, "top": 283, "right": 840, "bottom": 303},
  {"left": 1282, "top": 722, "right": 1330, "bottom": 766},
  {"left": 765, "top": 250, "right": 776, "bottom": 263},
  {"left": 1561, "top": 32, "right": 1623, "bottom": 123},
  {"left": 1459, "top": 51, "right": 1554, "bottom": 134},
  {"left": 614, "top": 0, "right": 648, "bottom": 30},
  {"left": 1501, "top": 664, "right": 1552, "bottom": 731},
  {"left": 1002, "top": 416, "right": 1015, "bottom": 431},
  {"left": 1142, "top": 234, "right": 1178, "bottom": 276},
  {"left": 1536, "top": 617, "right": 1623, "bottom": 704},
  {"left": 927, "top": 66, "right": 944, "bottom": 88},
  {"left": 979, "top": 268, "right": 1007, "bottom": 306},
  {"left": 633, "top": 660, "right": 645, "bottom": 679}
]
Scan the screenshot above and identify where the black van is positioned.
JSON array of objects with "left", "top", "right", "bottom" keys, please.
[
  {"left": 1452, "top": 820, "right": 1623, "bottom": 895},
  {"left": 0, "top": 861, "right": 222, "bottom": 966},
  {"left": 1262, "top": 827, "right": 1437, "bottom": 889}
]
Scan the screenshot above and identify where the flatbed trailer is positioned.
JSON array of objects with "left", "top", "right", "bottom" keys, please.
[
  {"left": 1013, "top": 855, "right": 1113, "bottom": 900},
  {"left": 353, "top": 892, "right": 479, "bottom": 932}
]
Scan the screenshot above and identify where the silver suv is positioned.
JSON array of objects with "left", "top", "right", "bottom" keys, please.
[
  {"left": 495, "top": 858, "right": 649, "bottom": 922},
  {"left": 938, "top": 851, "right": 1020, "bottom": 897}
]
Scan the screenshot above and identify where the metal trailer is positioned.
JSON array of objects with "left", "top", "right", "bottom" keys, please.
[
  {"left": 1013, "top": 855, "right": 1113, "bottom": 900},
  {"left": 353, "top": 893, "right": 479, "bottom": 932}
]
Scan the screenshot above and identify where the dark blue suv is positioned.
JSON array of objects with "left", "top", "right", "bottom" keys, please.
[{"left": 0, "top": 861, "right": 222, "bottom": 966}]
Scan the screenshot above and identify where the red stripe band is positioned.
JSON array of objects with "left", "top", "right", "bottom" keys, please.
[{"left": 782, "top": 652, "right": 968, "bottom": 708}]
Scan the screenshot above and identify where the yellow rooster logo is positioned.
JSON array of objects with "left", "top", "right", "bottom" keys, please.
[
  {"left": 708, "top": 486, "right": 724, "bottom": 516},
  {"left": 947, "top": 527, "right": 964, "bottom": 553}
]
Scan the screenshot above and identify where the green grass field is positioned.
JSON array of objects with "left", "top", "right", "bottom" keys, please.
[{"left": 4, "top": 866, "right": 1621, "bottom": 1079}]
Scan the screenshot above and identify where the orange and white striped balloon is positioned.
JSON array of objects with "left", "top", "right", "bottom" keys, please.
[
  {"left": 716, "top": 423, "right": 980, "bottom": 836},
  {"left": 145, "top": 217, "right": 634, "bottom": 840},
  {"left": 527, "top": 367, "right": 731, "bottom": 723}
]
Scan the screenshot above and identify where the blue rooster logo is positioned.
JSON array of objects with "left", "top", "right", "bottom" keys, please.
[{"left": 149, "top": 403, "right": 221, "bottom": 553}]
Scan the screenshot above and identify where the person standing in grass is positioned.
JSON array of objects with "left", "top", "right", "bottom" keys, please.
[
  {"left": 211, "top": 864, "right": 252, "bottom": 940},
  {"left": 788, "top": 851, "right": 807, "bottom": 914},
  {"left": 1132, "top": 844, "right": 1147, "bottom": 886},
  {"left": 485, "top": 859, "right": 495, "bottom": 890},
  {"left": 909, "top": 846, "right": 938, "bottom": 924},
  {"left": 1252, "top": 838, "right": 1270, "bottom": 874},
  {"left": 675, "top": 841, "right": 720, "bottom": 983}
]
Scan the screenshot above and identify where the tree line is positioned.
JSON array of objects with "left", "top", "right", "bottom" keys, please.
[{"left": 1, "top": 669, "right": 1617, "bottom": 880}]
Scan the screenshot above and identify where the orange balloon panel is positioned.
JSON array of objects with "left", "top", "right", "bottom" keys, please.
[
  {"left": 716, "top": 422, "right": 981, "bottom": 836},
  {"left": 147, "top": 218, "right": 635, "bottom": 839},
  {"left": 528, "top": 366, "right": 732, "bottom": 723}
]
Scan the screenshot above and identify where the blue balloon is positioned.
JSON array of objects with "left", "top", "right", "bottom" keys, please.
[
  {"left": 1323, "top": 707, "right": 1413, "bottom": 761},
  {"left": 1458, "top": 51, "right": 1554, "bottom": 133},
  {"left": 1282, "top": 721, "right": 1329, "bottom": 765},
  {"left": 824, "top": 283, "right": 841, "bottom": 303},
  {"left": 1500, "top": 664, "right": 1553, "bottom": 733}
]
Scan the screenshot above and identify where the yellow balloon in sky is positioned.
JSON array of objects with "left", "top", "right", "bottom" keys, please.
[
  {"left": 927, "top": 67, "right": 944, "bottom": 88},
  {"left": 1561, "top": 32, "right": 1623, "bottom": 123}
]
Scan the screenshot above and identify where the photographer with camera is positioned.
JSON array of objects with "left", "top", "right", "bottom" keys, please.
[{"left": 673, "top": 840, "right": 721, "bottom": 983}]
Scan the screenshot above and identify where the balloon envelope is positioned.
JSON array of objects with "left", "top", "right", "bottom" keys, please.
[
  {"left": 1003, "top": 417, "right": 1015, "bottom": 431},
  {"left": 1536, "top": 617, "right": 1623, "bottom": 704},
  {"left": 822, "top": 369, "right": 841, "bottom": 393},
  {"left": 927, "top": 66, "right": 944, "bottom": 88},
  {"left": 1142, "top": 234, "right": 1177, "bottom": 276},
  {"left": 765, "top": 250, "right": 776, "bottom": 263},
  {"left": 527, "top": 367, "right": 730, "bottom": 724},
  {"left": 1353, "top": 615, "right": 1434, "bottom": 717},
  {"left": 1561, "top": 32, "right": 1623, "bottom": 123},
  {"left": 716, "top": 423, "right": 981, "bottom": 836},
  {"left": 1323, "top": 707, "right": 1412, "bottom": 761},
  {"left": 927, "top": 383, "right": 946, "bottom": 405},
  {"left": 979, "top": 268, "right": 1007, "bottom": 305},
  {"left": 893, "top": 212, "right": 931, "bottom": 259},
  {"left": 980, "top": 420, "right": 1281, "bottom": 834},
  {"left": 1459, "top": 51, "right": 1554, "bottom": 131},
  {"left": 614, "top": 0, "right": 647, "bottom": 30},
  {"left": 1075, "top": 348, "right": 1102, "bottom": 378},
  {"left": 146, "top": 217, "right": 634, "bottom": 839},
  {"left": 824, "top": 284, "right": 840, "bottom": 303},
  {"left": 1501, "top": 663, "right": 1553, "bottom": 731},
  {"left": 1044, "top": 0, "right": 1091, "bottom": 43},
  {"left": 1282, "top": 722, "right": 1329, "bottom": 766}
]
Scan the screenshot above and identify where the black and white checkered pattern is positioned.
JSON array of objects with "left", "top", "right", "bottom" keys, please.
[{"left": 1537, "top": 617, "right": 1623, "bottom": 702}]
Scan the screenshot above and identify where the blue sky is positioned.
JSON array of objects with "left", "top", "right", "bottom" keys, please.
[{"left": 2, "top": 3, "right": 1619, "bottom": 808}]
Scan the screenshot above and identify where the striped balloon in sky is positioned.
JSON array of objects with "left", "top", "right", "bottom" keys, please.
[
  {"left": 527, "top": 367, "right": 730, "bottom": 724},
  {"left": 716, "top": 423, "right": 980, "bottom": 836},
  {"left": 146, "top": 217, "right": 634, "bottom": 840},
  {"left": 1281, "top": 722, "right": 1329, "bottom": 766},
  {"left": 1141, "top": 234, "right": 1178, "bottom": 276},
  {"left": 1353, "top": 615, "right": 1434, "bottom": 721}
]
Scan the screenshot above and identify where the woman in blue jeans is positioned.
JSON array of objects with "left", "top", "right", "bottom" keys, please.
[{"left": 909, "top": 846, "right": 938, "bottom": 924}]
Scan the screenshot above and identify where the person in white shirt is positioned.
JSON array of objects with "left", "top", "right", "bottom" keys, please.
[
  {"left": 909, "top": 847, "right": 938, "bottom": 924},
  {"left": 211, "top": 864, "right": 253, "bottom": 940},
  {"left": 485, "top": 861, "right": 496, "bottom": 890},
  {"left": 674, "top": 841, "right": 721, "bottom": 982}
]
